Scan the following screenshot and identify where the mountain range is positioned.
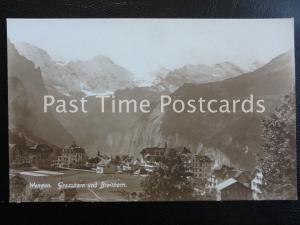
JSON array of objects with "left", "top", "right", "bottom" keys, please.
[
  {"left": 15, "top": 42, "right": 263, "bottom": 96},
  {"left": 152, "top": 62, "right": 247, "bottom": 93},
  {"left": 15, "top": 42, "right": 136, "bottom": 97},
  {"left": 102, "top": 50, "right": 295, "bottom": 170},
  {"left": 8, "top": 40, "right": 295, "bottom": 171}
]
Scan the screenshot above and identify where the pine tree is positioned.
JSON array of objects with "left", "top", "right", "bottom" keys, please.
[{"left": 260, "top": 92, "right": 296, "bottom": 199}]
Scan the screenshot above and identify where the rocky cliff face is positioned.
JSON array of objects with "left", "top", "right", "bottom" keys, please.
[
  {"left": 104, "top": 101, "right": 231, "bottom": 167},
  {"left": 10, "top": 40, "right": 294, "bottom": 170},
  {"left": 104, "top": 50, "right": 294, "bottom": 170},
  {"left": 160, "top": 50, "right": 295, "bottom": 170},
  {"left": 15, "top": 42, "right": 136, "bottom": 97},
  {"left": 8, "top": 40, "right": 73, "bottom": 147}
]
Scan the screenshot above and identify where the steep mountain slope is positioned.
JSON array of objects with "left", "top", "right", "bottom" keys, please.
[
  {"left": 15, "top": 42, "right": 136, "bottom": 97},
  {"left": 48, "top": 86, "right": 160, "bottom": 155},
  {"left": 8, "top": 40, "right": 73, "bottom": 147},
  {"left": 160, "top": 50, "right": 295, "bottom": 169},
  {"left": 105, "top": 50, "right": 294, "bottom": 170},
  {"left": 151, "top": 66, "right": 172, "bottom": 85}
]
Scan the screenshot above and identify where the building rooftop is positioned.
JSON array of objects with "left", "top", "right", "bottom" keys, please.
[
  {"left": 29, "top": 144, "right": 53, "bottom": 152},
  {"left": 9, "top": 144, "right": 16, "bottom": 149},
  {"left": 216, "top": 178, "right": 237, "bottom": 191},
  {"left": 166, "top": 147, "right": 191, "bottom": 155},
  {"left": 140, "top": 146, "right": 191, "bottom": 156},
  {"left": 63, "top": 142, "right": 85, "bottom": 154},
  {"left": 193, "top": 155, "right": 213, "bottom": 162}
]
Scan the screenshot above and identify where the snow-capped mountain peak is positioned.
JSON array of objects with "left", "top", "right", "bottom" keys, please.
[
  {"left": 14, "top": 42, "right": 137, "bottom": 97},
  {"left": 151, "top": 61, "right": 245, "bottom": 93},
  {"left": 212, "top": 61, "right": 245, "bottom": 77}
]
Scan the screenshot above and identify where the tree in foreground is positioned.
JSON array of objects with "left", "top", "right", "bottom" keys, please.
[
  {"left": 260, "top": 92, "right": 297, "bottom": 199},
  {"left": 141, "top": 149, "right": 193, "bottom": 201}
]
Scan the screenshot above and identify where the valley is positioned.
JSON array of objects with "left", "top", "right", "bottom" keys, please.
[{"left": 8, "top": 39, "right": 295, "bottom": 172}]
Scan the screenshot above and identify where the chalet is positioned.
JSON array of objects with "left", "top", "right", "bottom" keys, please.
[
  {"left": 213, "top": 165, "right": 251, "bottom": 184},
  {"left": 133, "top": 168, "right": 148, "bottom": 176},
  {"left": 233, "top": 170, "right": 251, "bottom": 187},
  {"left": 140, "top": 147, "right": 166, "bottom": 162},
  {"left": 216, "top": 178, "right": 253, "bottom": 201},
  {"left": 128, "top": 158, "right": 142, "bottom": 171},
  {"left": 28, "top": 144, "right": 56, "bottom": 169},
  {"left": 143, "top": 161, "right": 159, "bottom": 172},
  {"left": 191, "top": 155, "right": 213, "bottom": 182},
  {"left": 140, "top": 144, "right": 191, "bottom": 163},
  {"left": 213, "top": 165, "right": 235, "bottom": 183},
  {"left": 9, "top": 144, "right": 29, "bottom": 167},
  {"left": 56, "top": 142, "right": 87, "bottom": 168},
  {"left": 120, "top": 163, "right": 132, "bottom": 172},
  {"left": 165, "top": 146, "right": 191, "bottom": 155},
  {"left": 96, "top": 158, "right": 111, "bottom": 167}
]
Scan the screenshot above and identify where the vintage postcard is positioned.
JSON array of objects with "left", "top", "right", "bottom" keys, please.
[{"left": 7, "top": 19, "right": 297, "bottom": 202}]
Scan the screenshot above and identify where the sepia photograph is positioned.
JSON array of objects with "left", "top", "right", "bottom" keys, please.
[{"left": 7, "top": 18, "right": 297, "bottom": 202}]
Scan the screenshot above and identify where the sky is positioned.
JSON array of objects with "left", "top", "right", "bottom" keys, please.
[{"left": 7, "top": 18, "right": 294, "bottom": 80}]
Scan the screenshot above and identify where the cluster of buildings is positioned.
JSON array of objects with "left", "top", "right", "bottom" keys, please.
[
  {"left": 9, "top": 139, "right": 264, "bottom": 201},
  {"left": 9, "top": 143, "right": 58, "bottom": 169},
  {"left": 138, "top": 145, "right": 263, "bottom": 201},
  {"left": 9, "top": 141, "right": 88, "bottom": 170},
  {"left": 140, "top": 145, "right": 213, "bottom": 180}
]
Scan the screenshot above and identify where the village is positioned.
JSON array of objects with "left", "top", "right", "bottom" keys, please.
[{"left": 9, "top": 140, "right": 263, "bottom": 202}]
